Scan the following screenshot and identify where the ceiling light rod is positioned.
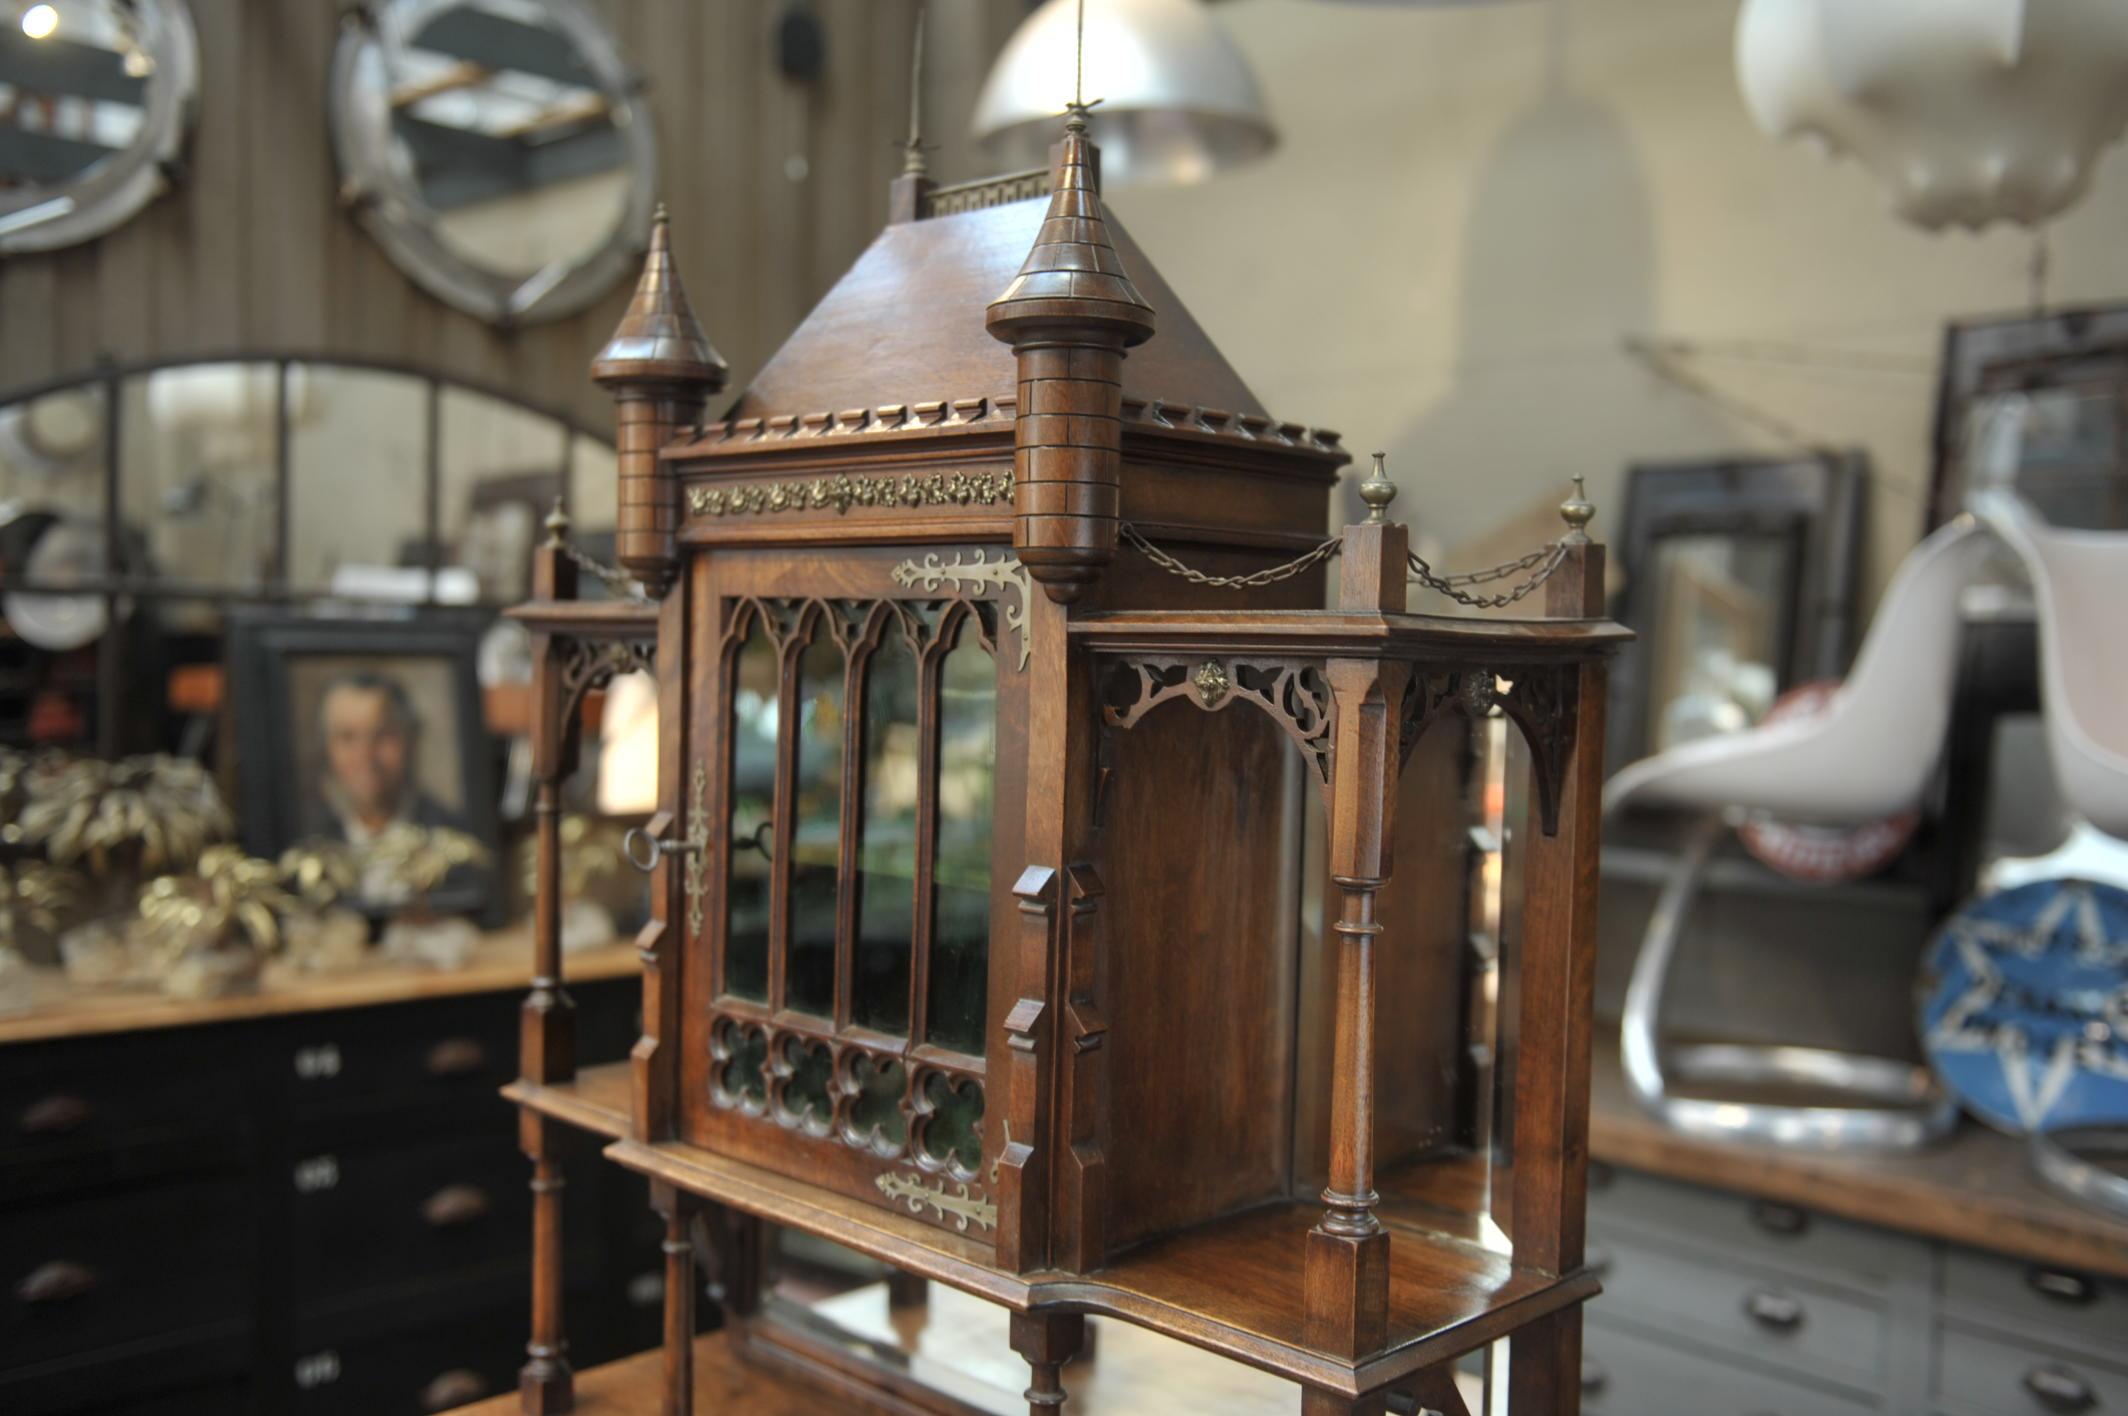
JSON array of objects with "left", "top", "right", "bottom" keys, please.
[{"left": 902, "top": 1, "right": 929, "bottom": 175}]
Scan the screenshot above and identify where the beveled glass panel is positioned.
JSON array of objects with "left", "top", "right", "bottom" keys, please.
[
  {"left": 724, "top": 615, "right": 778, "bottom": 1001},
  {"left": 786, "top": 632, "right": 844, "bottom": 1017},
  {"left": 853, "top": 629, "right": 919, "bottom": 1035},
  {"left": 925, "top": 623, "right": 995, "bottom": 1055}
]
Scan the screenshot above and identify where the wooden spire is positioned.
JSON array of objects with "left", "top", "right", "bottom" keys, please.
[
  {"left": 986, "top": 117, "right": 1155, "bottom": 349},
  {"left": 592, "top": 205, "right": 728, "bottom": 388},
  {"left": 591, "top": 206, "right": 726, "bottom": 596},
  {"left": 987, "top": 117, "right": 1157, "bottom": 604}
]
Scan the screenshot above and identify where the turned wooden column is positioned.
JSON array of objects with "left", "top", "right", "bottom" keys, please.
[
  {"left": 987, "top": 114, "right": 1155, "bottom": 605},
  {"left": 650, "top": 1181, "right": 700, "bottom": 1416},
  {"left": 1010, "top": 1310, "right": 1086, "bottom": 1414},
  {"left": 1506, "top": 492, "right": 1606, "bottom": 1416},
  {"left": 1302, "top": 492, "right": 1410, "bottom": 1416},
  {"left": 590, "top": 205, "right": 727, "bottom": 599},
  {"left": 520, "top": 516, "right": 579, "bottom": 1413},
  {"left": 519, "top": 1117, "right": 571, "bottom": 1413}
]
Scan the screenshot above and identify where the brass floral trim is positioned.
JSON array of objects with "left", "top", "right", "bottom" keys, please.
[
  {"left": 875, "top": 1171, "right": 997, "bottom": 1233},
  {"left": 684, "top": 759, "right": 709, "bottom": 937},
  {"left": 688, "top": 468, "right": 1013, "bottom": 518},
  {"left": 891, "top": 550, "right": 1032, "bottom": 672}
]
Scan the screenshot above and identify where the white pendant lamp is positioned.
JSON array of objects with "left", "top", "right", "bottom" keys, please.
[
  {"left": 1736, "top": 0, "right": 2128, "bottom": 231},
  {"left": 972, "top": 0, "right": 1275, "bottom": 187}
]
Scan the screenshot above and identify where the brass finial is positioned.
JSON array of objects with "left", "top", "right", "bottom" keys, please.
[
  {"left": 544, "top": 498, "right": 570, "bottom": 547},
  {"left": 1560, "top": 473, "right": 1595, "bottom": 541},
  {"left": 1359, "top": 451, "right": 1398, "bottom": 524},
  {"left": 652, "top": 200, "right": 668, "bottom": 227}
]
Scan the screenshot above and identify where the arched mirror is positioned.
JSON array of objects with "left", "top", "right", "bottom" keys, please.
[
  {"left": 0, "top": 0, "right": 199, "bottom": 254},
  {"left": 329, "top": 0, "right": 656, "bottom": 326}
]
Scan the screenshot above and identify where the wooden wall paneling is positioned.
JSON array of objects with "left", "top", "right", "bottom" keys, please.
[
  {"left": 51, "top": 245, "right": 102, "bottom": 375},
  {"left": 0, "top": 259, "right": 57, "bottom": 391},
  {"left": 244, "top": 0, "right": 332, "bottom": 350},
  {"left": 706, "top": 0, "right": 763, "bottom": 399},
  {"left": 812, "top": 0, "right": 872, "bottom": 310},
  {"left": 93, "top": 200, "right": 155, "bottom": 363},
  {"left": 0, "top": 1, "right": 987, "bottom": 448},
  {"left": 164, "top": 0, "right": 246, "bottom": 355}
]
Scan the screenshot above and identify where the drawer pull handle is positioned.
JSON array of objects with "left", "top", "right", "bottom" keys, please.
[
  {"left": 421, "top": 1183, "right": 492, "bottom": 1228},
  {"left": 16, "top": 1259, "right": 97, "bottom": 1305},
  {"left": 2026, "top": 1267, "right": 2098, "bottom": 1306},
  {"left": 424, "top": 1037, "right": 487, "bottom": 1076},
  {"left": 1747, "top": 1199, "right": 1810, "bottom": 1237},
  {"left": 1743, "top": 1288, "right": 1805, "bottom": 1332},
  {"left": 420, "top": 1368, "right": 490, "bottom": 1411},
  {"left": 2023, "top": 1365, "right": 2097, "bottom": 1414},
  {"left": 18, "top": 1094, "right": 92, "bottom": 1135},
  {"left": 1580, "top": 1358, "right": 1607, "bottom": 1395}
]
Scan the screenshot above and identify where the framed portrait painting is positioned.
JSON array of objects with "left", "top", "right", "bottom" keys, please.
[{"left": 225, "top": 609, "right": 501, "bottom": 921}]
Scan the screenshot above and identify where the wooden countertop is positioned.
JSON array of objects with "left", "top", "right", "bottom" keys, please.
[
  {"left": 1589, "top": 1034, "right": 2128, "bottom": 1279},
  {"left": 0, "top": 933, "right": 639, "bottom": 1047}
]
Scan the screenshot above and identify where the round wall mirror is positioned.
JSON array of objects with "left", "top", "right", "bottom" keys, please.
[
  {"left": 0, "top": 0, "right": 199, "bottom": 254},
  {"left": 329, "top": 0, "right": 656, "bottom": 326}
]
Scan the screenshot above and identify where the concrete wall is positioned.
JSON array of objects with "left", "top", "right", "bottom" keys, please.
[{"left": 1103, "top": 0, "right": 2128, "bottom": 604}]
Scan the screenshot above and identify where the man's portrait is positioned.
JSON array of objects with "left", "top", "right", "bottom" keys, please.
[
  {"left": 296, "top": 665, "right": 471, "bottom": 845},
  {"left": 228, "top": 611, "right": 502, "bottom": 919}
]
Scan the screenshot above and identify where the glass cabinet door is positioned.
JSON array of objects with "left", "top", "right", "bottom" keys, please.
[{"left": 693, "top": 548, "right": 1018, "bottom": 1213}]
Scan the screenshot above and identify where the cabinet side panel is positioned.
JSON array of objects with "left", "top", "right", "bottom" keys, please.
[{"left": 1101, "top": 701, "right": 1297, "bottom": 1247}]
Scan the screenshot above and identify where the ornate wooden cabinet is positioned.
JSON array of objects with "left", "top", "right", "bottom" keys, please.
[{"left": 509, "top": 113, "right": 1622, "bottom": 1416}]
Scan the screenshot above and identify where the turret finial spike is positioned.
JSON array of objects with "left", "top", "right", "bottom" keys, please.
[
  {"left": 1559, "top": 473, "right": 1596, "bottom": 541},
  {"left": 1359, "top": 452, "right": 1398, "bottom": 524}
]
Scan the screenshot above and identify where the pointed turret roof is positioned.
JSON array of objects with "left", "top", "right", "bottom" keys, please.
[
  {"left": 986, "top": 117, "right": 1155, "bottom": 349},
  {"left": 591, "top": 205, "right": 728, "bottom": 388}
]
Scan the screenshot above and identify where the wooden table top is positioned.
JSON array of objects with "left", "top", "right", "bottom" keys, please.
[
  {"left": 0, "top": 933, "right": 639, "bottom": 1047},
  {"left": 1588, "top": 1034, "right": 2128, "bottom": 1279}
]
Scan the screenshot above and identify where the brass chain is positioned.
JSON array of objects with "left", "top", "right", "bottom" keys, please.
[
  {"left": 559, "top": 541, "right": 651, "bottom": 605},
  {"left": 1408, "top": 541, "right": 1569, "bottom": 609},
  {"left": 1119, "top": 523, "right": 1343, "bottom": 589},
  {"left": 1121, "top": 521, "right": 1569, "bottom": 607}
]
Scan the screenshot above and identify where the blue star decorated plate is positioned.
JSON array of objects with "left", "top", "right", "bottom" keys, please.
[{"left": 1919, "top": 879, "right": 2128, "bottom": 1135}]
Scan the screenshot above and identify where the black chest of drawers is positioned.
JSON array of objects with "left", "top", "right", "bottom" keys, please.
[{"left": 1, "top": 974, "right": 667, "bottom": 1415}]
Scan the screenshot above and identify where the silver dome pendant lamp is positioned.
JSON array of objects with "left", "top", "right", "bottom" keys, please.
[{"left": 972, "top": 0, "right": 1277, "bottom": 187}]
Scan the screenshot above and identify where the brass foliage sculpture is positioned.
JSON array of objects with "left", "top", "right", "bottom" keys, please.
[{"left": 18, "top": 754, "right": 233, "bottom": 874}]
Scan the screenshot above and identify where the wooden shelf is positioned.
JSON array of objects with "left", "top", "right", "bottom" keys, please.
[
  {"left": 440, "top": 1331, "right": 841, "bottom": 1416},
  {"left": 0, "top": 935, "right": 639, "bottom": 1047},
  {"left": 505, "top": 1060, "right": 634, "bottom": 1140},
  {"left": 604, "top": 1136, "right": 1595, "bottom": 1398},
  {"left": 1588, "top": 1033, "right": 2128, "bottom": 1279}
]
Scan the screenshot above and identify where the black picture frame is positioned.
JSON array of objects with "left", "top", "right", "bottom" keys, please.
[
  {"left": 1607, "top": 451, "right": 1868, "bottom": 772},
  {"left": 1930, "top": 302, "right": 2128, "bottom": 531},
  {"left": 224, "top": 608, "right": 502, "bottom": 923}
]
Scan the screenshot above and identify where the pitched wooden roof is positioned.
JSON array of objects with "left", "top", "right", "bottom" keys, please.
[{"left": 722, "top": 194, "right": 1266, "bottom": 424}]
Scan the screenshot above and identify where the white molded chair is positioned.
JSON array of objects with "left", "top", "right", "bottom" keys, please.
[
  {"left": 1973, "top": 489, "right": 2128, "bottom": 841},
  {"left": 1606, "top": 517, "right": 1996, "bottom": 1150}
]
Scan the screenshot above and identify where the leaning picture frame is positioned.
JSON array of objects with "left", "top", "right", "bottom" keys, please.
[{"left": 224, "top": 608, "right": 502, "bottom": 924}]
